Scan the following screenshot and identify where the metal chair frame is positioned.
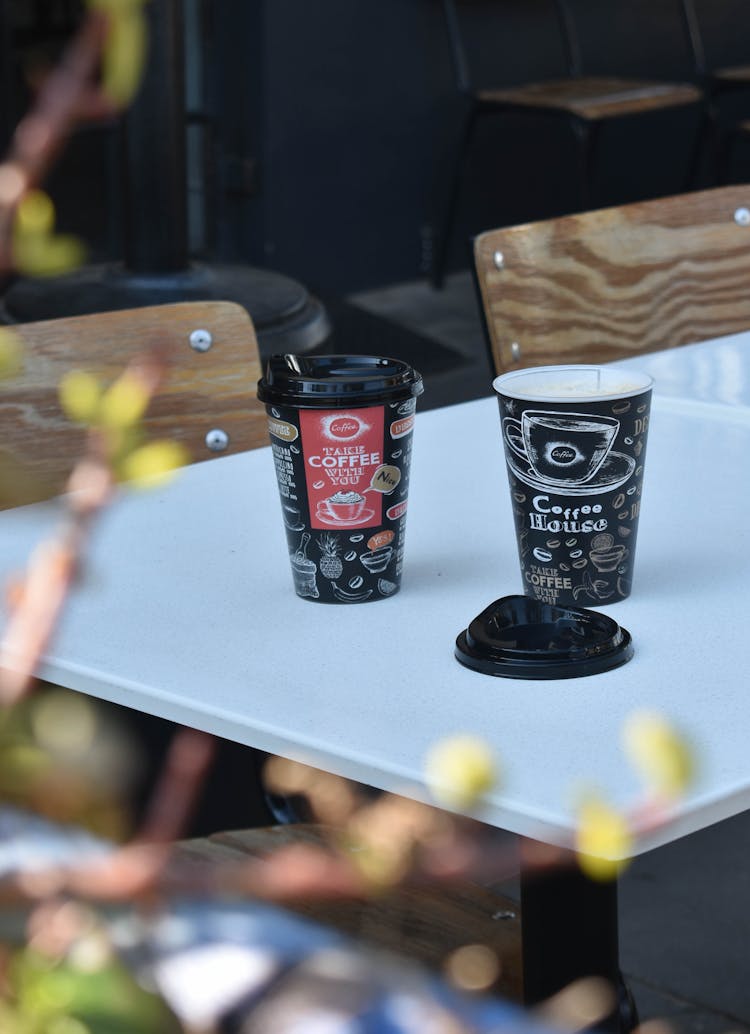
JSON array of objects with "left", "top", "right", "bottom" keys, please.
[
  {"left": 431, "top": 0, "right": 706, "bottom": 289},
  {"left": 680, "top": 0, "right": 750, "bottom": 181}
]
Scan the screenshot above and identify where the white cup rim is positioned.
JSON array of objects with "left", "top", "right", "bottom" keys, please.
[{"left": 493, "top": 364, "right": 653, "bottom": 403}]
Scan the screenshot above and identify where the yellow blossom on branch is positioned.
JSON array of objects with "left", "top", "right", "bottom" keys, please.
[
  {"left": 99, "top": 371, "right": 151, "bottom": 430},
  {"left": 59, "top": 364, "right": 188, "bottom": 488},
  {"left": 0, "top": 328, "right": 23, "bottom": 378},
  {"left": 575, "top": 793, "right": 632, "bottom": 882},
  {"left": 622, "top": 709, "right": 695, "bottom": 801},
  {"left": 15, "top": 190, "right": 55, "bottom": 235},
  {"left": 88, "top": 0, "right": 149, "bottom": 107},
  {"left": 119, "top": 440, "right": 189, "bottom": 488},
  {"left": 425, "top": 734, "right": 498, "bottom": 809},
  {"left": 12, "top": 190, "right": 85, "bottom": 277},
  {"left": 59, "top": 370, "right": 103, "bottom": 425}
]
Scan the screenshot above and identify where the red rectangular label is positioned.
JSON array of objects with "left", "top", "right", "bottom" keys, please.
[{"left": 299, "top": 406, "right": 384, "bottom": 530}]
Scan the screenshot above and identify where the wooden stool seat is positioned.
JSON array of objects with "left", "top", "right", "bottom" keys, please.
[
  {"left": 479, "top": 77, "right": 702, "bottom": 122},
  {"left": 713, "top": 63, "right": 750, "bottom": 83},
  {"left": 171, "top": 824, "right": 524, "bottom": 1002}
]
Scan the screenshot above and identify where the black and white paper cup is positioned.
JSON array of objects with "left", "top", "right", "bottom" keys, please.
[
  {"left": 494, "top": 365, "right": 652, "bottom": 607},
  {"left": 258, "top": 355, "right": 423, "bottom": 603}
]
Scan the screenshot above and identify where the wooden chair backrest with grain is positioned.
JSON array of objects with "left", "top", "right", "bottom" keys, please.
[
  {"left": 0, "top": 300, "right": 267, "bottom": 508},
  {"left": 474, "top": 184, "right": 750, "bottom": 374}
]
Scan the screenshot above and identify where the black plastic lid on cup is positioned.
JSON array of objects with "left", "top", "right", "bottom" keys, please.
[
  {"left": 257, "top": 354, "right": 424, "bottom": 409},
  {"left": 455, "top": 595, "right": 633, "bottom": 680}
]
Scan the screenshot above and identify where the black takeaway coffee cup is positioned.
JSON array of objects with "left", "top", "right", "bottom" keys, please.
[
  {"left": 493, "top": 365, "right": 652, "bottom": 607},
  {"left": 257, "top": 355, "right": 423, "bottom": 603}
]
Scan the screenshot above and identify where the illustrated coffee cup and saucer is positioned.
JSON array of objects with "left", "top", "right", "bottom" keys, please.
[
  {"left": 502, "top": 410, "right": 635, "bottom": 495},
  {"left": 316, "top": 492, "right": 375, "bottom": 528},
  {"left": 589, "top": 533, "right": 629, "bottom": 572}
]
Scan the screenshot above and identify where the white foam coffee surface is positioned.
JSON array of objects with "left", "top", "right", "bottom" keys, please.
[{"left": 493, "top": 365, "right": 652, "bottom": 401}]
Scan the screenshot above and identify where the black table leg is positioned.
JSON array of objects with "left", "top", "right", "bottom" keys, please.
[{"left": 519, "top": 838, "right": 637, "bottom": 1033}]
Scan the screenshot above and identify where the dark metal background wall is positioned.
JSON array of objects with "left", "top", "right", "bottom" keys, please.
[{"left": 2, "top": 0, "right": 749, "bottom": 296}]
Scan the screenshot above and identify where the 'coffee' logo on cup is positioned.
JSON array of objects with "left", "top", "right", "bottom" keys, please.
[
  {"left": 549, "top": 445, "right": 578, "bottom": 464},
  {"left": 327, "top": 415, "right": 364, "bottom": 440}
]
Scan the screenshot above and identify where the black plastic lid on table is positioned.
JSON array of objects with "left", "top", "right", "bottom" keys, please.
[
  {"left": 455, "top": 595, "right": 633, "bottom": 680},
  {"left": 257, "top": 354, "right": 424, "bottom": 409}
]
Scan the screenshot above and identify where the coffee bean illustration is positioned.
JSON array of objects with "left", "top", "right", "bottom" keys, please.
[{"left": 612, "top": 492, "right": 626, "bottom": 510}]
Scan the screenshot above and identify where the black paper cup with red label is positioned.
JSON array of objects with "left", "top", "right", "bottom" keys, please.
[
  {"left": 257, "top": 355, "right": 423, "bottom": 603},
  {"left": 493, "top": 365, "right": 652, "bottom": 608}
]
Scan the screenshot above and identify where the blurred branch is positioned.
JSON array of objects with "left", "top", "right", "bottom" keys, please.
[
  {"left": 136, "top": 728, "right": 217, "bottom": 845},
  {"left": 0, "top": 350, "right": 169, "bottom": 704},
  {"left": 0, "top": 10, "right": 114, "bottom": 273},
  {"left": 0, "top": 765, "right": 686, "bottom": 911},
  {"left": 0, "top": 1, "right": 149, "bottom": 276}
]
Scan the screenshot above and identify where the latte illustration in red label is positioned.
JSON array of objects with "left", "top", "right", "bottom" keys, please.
[{"left": 300, "top": 406, "right": 385, "bottom": 530}]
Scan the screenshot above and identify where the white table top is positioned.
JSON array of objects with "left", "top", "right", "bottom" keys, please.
[
  {"left": 614, "top": 329, "right": 750, "bottom": 408},
  {"left": 1, "top": 336, "right": 749, "bottom": 857}
]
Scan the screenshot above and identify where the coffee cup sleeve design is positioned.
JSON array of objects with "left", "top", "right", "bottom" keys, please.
[
  {"left": 495, "top": 377, "right": 652, "bottom": 608},
  {"left": 258, "top": 354, "right": 422, "bottom": 604}
]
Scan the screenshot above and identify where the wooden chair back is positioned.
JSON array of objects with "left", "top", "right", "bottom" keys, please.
[
  {"left": 0, "top": 300, "right": 267, "bottom": 508},
  {"left": 475, "top": 184, "right": 750, "bottom": 374}
]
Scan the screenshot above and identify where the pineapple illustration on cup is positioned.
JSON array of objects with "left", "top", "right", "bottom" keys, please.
[{"left": 317, "top": 533, "right": 343, "bottom": 580}]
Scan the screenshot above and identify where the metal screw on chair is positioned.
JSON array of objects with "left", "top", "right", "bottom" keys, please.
[
  {"left": 734, "top": 208, "right": 750, "bottom": 227},
  {"left": 510, "top": 341, "right": 522, "bottom": 362},
  {"left": 205, "top": 428, "right": 229, "bottom": 452},
  {"left": 493, "top": 250, "right": 505, "bottom": 270},
  {"left": 189, "top": 329, "right": 213, "bottom": 352}
]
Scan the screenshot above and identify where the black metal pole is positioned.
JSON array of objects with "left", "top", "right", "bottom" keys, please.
[
  {"left": 121, "top": 0, "right": 189, "bottom": 272},
  {"left": 0, "top": 0, "right": 329, "bottom": 357},
  {"left": 520, "top": 838, "right": 635, "bottom": 1031},
  {"left": 0, "top": 0, "right": 14, "bottom": 152}
]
